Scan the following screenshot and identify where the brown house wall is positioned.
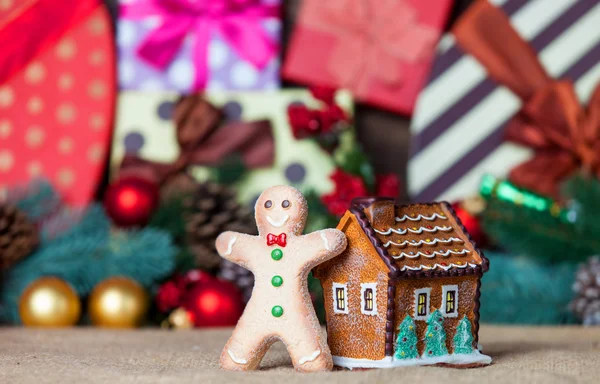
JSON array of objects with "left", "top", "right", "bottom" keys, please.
[
  {"left": 394, "top": 276, "right": 479, "bottom": 355},
  {"left": 316, "top": 214, "right": 390, "bottom": 361}
]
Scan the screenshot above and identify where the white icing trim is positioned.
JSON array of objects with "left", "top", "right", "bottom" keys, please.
[
  {"left": 441, "top": 285, "right": 459, "bottom": 318},
  {"left": 375, "top": 226, "right": 453, "bottom": 235},
  {"left": 413, "top": 287, "right": 431, "bottom": 320},
  {"left": 227, "top": 349, "right": 248, "bottom": 365},
  {"left": 401, "top": 262, "right": 478, "bottom": 272},
  {"left": 332, "top": 283, "right": 349, "bottom": 314},
  {"left": 332, "top": 351, "right": 492, "bottom": 369},
  {"left": 360, "top": 283, "right": 378, "bottom": 316},
  {"left": 224, "top": 236, "right": 237, "bottom": 256},
  {"left": 320, "top": 232, "right": 330, "bottom": 250},
  {"left": 395, "top": 213, "right": 447, "bottom": 222},
  {"left": 299, "top": 349, "right": 321, "bottom": 365},
  {"left": 392, "top": 249, "right": 470, "bottom": 259},
  {"left": 383, "top": 237, "right": 464, "bottom": 248},
  {"left": 266, "top": 215, "right": 289, "bottom": 228}
]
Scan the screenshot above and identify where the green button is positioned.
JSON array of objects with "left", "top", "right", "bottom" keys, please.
[
  {"left": 271, "top": 305, "right": 284, "bottom": 317},
  {"left": 271, "top": 249, "right": 283, "bottom": 261},
  {"left": 271, "top": 275, "right": 283, "bottom": 287}
]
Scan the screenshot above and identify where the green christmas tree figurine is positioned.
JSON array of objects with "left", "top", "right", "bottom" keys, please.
[
  {"left": 423, "top": 309, "right": 448, "bottom": 358},
  {"left": 394, "top": 315, "right": 418, "bottom": 359},
  {"left": 453, "top": 316, "right": 474, "bottom": 354}
]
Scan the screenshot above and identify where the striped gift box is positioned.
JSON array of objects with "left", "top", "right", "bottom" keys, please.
[{"left": 408, "top": 0, "right": 600, "bottom": 203}]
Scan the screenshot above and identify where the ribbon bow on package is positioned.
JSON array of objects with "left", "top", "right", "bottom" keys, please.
[
  {"left": 408, "top": 0, "right": 600, "bottom": 202},
  {"left": 0, "top": 0, "right": 115, "bottom": 206},
  {"left": 283, "top": 0, "right": 450, "bottom": 115},
  {"left": 119, "top": 94, "right": 274, "bottom": 185},
  {"left": 118, "top": 0, "right": 281, "bottom": 91},
  {"left": 454, "top": 1, "right": 600, "bottom": 199}
]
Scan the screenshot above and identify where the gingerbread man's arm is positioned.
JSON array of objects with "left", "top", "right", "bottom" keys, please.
[
  {"left": 300, "top": 229, "right": 347, "bottom": 269},
  {"left": 215, "top": 231, "right": 258, "bottom": 272}
]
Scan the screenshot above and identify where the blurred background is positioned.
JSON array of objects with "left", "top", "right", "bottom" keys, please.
[{"left": 1, "top": 0, "right": 599, "bottom": 330}]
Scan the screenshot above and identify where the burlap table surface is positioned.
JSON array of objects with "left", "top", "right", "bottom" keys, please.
[{"left": 0, "top": 325, "right": 598, "bottom": 383}]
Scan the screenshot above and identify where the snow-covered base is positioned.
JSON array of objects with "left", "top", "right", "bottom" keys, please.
[{"left": 333, "top": 351, "right": 492, "bottom": 370}]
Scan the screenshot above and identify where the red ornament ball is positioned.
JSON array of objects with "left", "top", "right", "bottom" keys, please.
[
  {"left": 451, "top": 200, "right": 487, "bottom": 248},
  {"left": 180, "top": 278, "right": 243, "bottom": 327},
  {"left": 104, "top": 176, "right": 159, "bottom": 227}
]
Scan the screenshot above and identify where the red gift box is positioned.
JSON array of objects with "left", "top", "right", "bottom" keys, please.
[
  {"left": 282, "top": 0, "right": 452, "bottom": 115},
  {"left": 0, "top": 0, "right": 116, "bottom": 206}
]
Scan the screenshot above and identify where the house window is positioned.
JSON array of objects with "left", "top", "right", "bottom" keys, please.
[
  {"left": 441, "top": 285, "right": 459, "bottom": 317},
  {"left": 413, "top": 288, "right": 431, "bottom": 320},
  {"left": 360, "top": 283, "right": 378, "bottom": 315},
  {"left": 332, "top": 283, "right": 348, "bottom": 314}
]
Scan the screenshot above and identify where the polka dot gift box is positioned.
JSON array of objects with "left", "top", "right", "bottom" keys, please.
[
  {"left": 117, "top": 0, "right": 282, "bottom": 92},
  {"left": 0, "top": 0, "right": 116, "bottom": 205},
  {"left": 409, "top": 0, "right": 600, "bottom": 203},
  {"left": 110, "top": 90, "right": 353, "bottom": 204}
]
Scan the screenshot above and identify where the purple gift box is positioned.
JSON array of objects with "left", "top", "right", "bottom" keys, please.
[{"left": 117, "top": 0, "right": 282, "bottom": 92}]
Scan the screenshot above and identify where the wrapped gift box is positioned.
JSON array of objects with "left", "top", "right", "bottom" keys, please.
[
  {"left": 0, "top": 0, "right": 116, "bottom": 206},
  {"left": 110, "top": 90, "right": 353, "bottom": 204},
  {"left": 408, "top": 0, "right": 600, "bottom": 203},
  {"left": 282, "top": 0, "right": 452, "bottom": 115},
  {"left": 117, "top": 0, "right": 282, "bottom": 92}
]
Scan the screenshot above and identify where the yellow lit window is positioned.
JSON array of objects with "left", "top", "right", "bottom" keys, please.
[
  {"left": 417, "top": 293, "right": 427, "bottom": 316},
  {"left": 364, "top": 289, "right": 373, "bottom": 311},
  {"left": 446, "top": 291, "right": 455, "bottom": 314},
  {"left": 442, "top": 285, "right": 459, "bottom": 317},
  {"left": 336, "top": 287, "right": 345, "bottom": 311}
]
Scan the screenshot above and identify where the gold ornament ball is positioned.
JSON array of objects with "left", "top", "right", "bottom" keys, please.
[
  {"left": 19, "top": 277, "right": 81, "bottom": 327},
  {"left": 88, "top": 277, "right": 148, "bottom": 328},
  {"left": 168, "top": 307, "right": 194, "bottom": 329}
]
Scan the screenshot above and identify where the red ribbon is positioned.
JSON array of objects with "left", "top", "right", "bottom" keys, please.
[
  {"left": 453, "top": 0, "right": 600, "bottom": 198},
  {"left": 266, "top": 233, "right": 287, "bottom": 247},
  {"left": 0, "top": 0, "right": 100, "bottom": 85}
]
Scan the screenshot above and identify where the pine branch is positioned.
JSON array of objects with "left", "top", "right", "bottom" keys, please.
[
  {"left": 479, "top": 252, "right": 577, "bottom": 324},
  {"left": 482, "top": 199, "right": 598, "bottom": 263},
  {"left": 0, "top": 206, "right": 177, "bottom": 324}
]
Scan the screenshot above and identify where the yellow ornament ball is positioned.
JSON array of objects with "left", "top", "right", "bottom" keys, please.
[
  {"left": 88, "top": 277, "right": 148, "bottom": 328},
  {"left": 19, "top": 277, "right": 81, "bottom": 327}
]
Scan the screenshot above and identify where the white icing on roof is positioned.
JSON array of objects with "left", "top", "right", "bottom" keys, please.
[
  {"left": 395, "top": 213, "right": 447, "bottom": 222},
  {"left": 374, "top": 225, "right": 453, "bottom": 236},
  {"left": 400, "top": 262, "right": 479, "bottom": 272},
  {"left": 383, "top": 237, "right": 464, "bottom": 248},
  {"left": 392, "top": 249, "right": 470, "bottom": 259}
]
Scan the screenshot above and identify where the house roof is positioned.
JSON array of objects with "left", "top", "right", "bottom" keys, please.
[{"left": 349, "top": 197, "right": 489, "bottom": 279}]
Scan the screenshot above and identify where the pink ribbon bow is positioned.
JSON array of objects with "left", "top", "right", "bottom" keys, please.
[
  {"left": 301, "top": 0, "right": 438, "bottom": 96},
  {"left": 120, "top": 0, "right": 280, "bottom": 90}
]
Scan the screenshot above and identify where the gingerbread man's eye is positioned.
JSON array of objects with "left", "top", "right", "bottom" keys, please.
[
  {"left": 264, "top": 200, "right": 273, "bottom": 208},
  {"left": 282, "top": 200, "right": 291, "bottom": 209}
]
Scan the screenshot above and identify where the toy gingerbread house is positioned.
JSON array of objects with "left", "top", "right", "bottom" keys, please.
[{"left": 313, "top": 197, "right": 491, "bottom": 369}]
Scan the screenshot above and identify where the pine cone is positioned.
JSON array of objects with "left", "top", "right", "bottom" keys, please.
[
  {"left": 184, "top": 182, "right": 257, "bottom": 270},
  {"left": 218, "top": 259, "right": 254, "bottom": 303},
  {"left": 570, "top": 256, "right": 600, "bottom": 325},
  {"left": 0, "top": 204, "right": 39, "bottom": 270}
]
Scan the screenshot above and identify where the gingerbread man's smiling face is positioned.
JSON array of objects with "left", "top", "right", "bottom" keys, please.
[{"left": 255, "top": 186, "right": 308, "bottom": 236}]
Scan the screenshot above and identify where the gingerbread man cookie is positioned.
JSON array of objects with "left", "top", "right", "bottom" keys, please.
[{"left": 216, "top": 186, "right": 347, "bottom": 372}]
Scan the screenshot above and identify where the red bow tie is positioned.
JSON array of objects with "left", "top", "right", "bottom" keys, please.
[{"left": 267, "top": 233, "right": 287, "bottom": 247}]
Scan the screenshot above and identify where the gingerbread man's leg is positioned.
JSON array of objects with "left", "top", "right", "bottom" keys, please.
[
  {"left": 220, "top": 324, "right": 275, "bottom": 371},
  {"left": 280, "top": 323, "right": 332, "bottom": 372}
]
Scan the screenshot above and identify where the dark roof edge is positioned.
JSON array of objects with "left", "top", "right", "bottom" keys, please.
[
  {"left": 349, "top": 197, "right": 400, "bottom": 278},
  {"left": 349, "top": 198, "right": 489, "bottom": 280}
]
